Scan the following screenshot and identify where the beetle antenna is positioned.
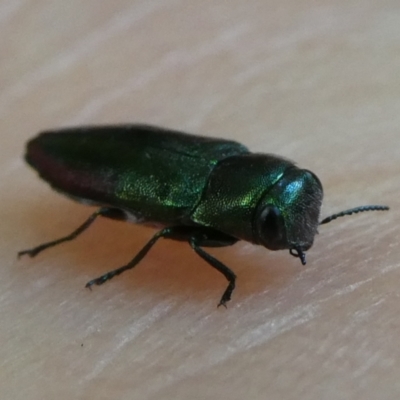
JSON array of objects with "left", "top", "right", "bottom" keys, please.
[
  {"left": 320, "top": 205, "right": 389, "bottom": 225},
  {"left": 290, "top": 247, "right": 306, "bottom": 265}
]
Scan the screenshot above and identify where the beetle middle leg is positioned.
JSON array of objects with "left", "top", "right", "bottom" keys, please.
[
  {"left": 85, "top": 226, "right": 180, "bottom": 288},
  {"left": 86, "top": 225, "right": 238, "bottom": 306}
]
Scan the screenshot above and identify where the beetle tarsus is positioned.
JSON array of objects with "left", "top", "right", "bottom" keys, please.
[
  {"left": 289, "top": 247, "right": 306, "bottom": 265},
  {"left": 217, "top": 281, "right": 236, "bottom": 308},
  {"left": 218, "top": 301, "right": 228, "bottom": 309},
  {"left": 18, "top": 248, "right": 41, "bottom": 258},
  {"left": 85, "top": 276, "right": 108, "bottom": 288}
]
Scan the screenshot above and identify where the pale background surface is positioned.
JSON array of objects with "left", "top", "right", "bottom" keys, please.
[{"left": 1, "top": 1, "right": 400, "bottom": 399}]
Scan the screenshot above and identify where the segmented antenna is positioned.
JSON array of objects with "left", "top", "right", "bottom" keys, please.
[{"left": 320, "top": 205, "right": 389, "bottom": 225}]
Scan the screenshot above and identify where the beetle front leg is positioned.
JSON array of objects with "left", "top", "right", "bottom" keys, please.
[{"left": 189, "top": 236, "right": 236, "bottom": 308}]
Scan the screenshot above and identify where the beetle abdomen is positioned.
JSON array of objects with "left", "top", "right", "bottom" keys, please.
[{"left": 26, "top": 125, "right": 249, "bottom": 224}]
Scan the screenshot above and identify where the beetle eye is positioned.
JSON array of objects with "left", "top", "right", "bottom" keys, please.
[
  {"left": 256, "top": 205, "right": 286, "bottom": 249},
  {"left": 260, "top": 206, "right": 281, "bottom": 238}
]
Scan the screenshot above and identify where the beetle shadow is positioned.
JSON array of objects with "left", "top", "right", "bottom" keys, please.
[{"left": 17, "top": 200, "right": 296, "bottom": 305}]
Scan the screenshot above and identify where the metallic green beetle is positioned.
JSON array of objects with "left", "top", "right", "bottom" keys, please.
[{"left": 19, "top": 125, "right": 389, "bottom": 306}]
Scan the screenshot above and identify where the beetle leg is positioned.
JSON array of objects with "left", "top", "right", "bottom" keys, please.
[
  {"left": 85, "top": 226, "right": 181, "bottom": 288},
  {"left": 85, "top": 225, "right": 237, "bottom": 307},
  {"left": 18, "top": 207, "right": 119, "bottom": 258},
  {"left": 189, "top": 236, "right": 236, "bottom": 308}
]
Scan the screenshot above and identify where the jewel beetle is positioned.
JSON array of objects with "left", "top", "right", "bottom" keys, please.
[{"left": 19, "top": 124, "right": 389, "bottom": 307}]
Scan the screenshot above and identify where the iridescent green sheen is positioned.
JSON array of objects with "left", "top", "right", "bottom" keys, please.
[
  {"left": 25, "top": 124, "right": 323, "bottom": 252},
  {"left": 255, "top": 167, "right": 323, "bottom": 250},
  {"left": 192, "top": 154, "right": 295, "bottom": 242},
  {"left": 26, "top": 125, "right": 248, "bottom": 220}
]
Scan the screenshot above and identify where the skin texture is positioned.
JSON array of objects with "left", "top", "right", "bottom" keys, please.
[{"left": 1, "top": 1, "right": 399, "bottom": 400}]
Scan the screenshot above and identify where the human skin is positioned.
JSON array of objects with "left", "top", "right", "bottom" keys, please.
[{"left": 1, "top": 1, "right": 399, "bottom": 399}]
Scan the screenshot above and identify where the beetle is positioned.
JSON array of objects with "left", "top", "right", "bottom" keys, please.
[{"left": 19, "top": 124, "right": 389, "bottom": 306}]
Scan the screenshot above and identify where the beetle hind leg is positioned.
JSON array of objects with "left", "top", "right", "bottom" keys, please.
[{"left": 18, "top": 207, "right": 118, "bottom": 258}]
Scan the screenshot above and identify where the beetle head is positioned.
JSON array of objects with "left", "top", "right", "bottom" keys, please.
[{"left": 254, "top": 167, "right": 323, "bottom": 261}]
